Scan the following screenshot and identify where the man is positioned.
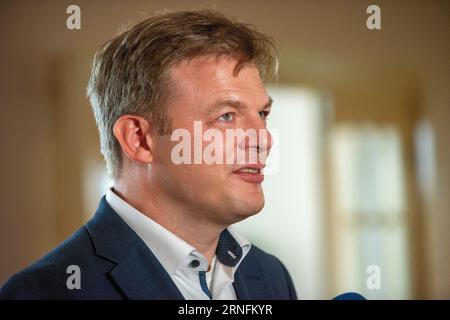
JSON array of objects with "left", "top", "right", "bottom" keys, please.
[{"left": 0, "top": 10, "right": 297, "bottom": 300}]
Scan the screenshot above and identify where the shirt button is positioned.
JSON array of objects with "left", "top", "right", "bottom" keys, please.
[{"left": 188, "top": 259, "right": 200, "bottom": 268}]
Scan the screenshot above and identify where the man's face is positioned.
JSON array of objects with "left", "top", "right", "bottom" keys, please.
[{"left": 150, "top": 54, "right": 272, "bottom": 226}]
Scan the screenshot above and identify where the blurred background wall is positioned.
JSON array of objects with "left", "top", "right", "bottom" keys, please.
[{"left": 0, "top": 0, "right": 448, "bottom": 299}]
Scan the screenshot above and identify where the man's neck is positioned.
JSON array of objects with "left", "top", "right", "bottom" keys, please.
[{"left": 112, "top": 183, "right": 223, "bottom": 265}]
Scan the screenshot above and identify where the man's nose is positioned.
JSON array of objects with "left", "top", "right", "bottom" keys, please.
[{"left": 238, "top": 116, "right": 273, "bottom": 153}]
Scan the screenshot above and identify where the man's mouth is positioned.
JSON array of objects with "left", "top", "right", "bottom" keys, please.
[{"left": 232, "top": 165, "right": 265, "bottom": 183}]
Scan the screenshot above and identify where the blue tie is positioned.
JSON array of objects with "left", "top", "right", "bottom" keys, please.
[{"left": 198, "top": 271, "right": 212, "bottom": 299}]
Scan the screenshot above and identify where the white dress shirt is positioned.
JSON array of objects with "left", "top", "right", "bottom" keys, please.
[{"left": 106, "top": 188, "right": 251, "bottom": 300}]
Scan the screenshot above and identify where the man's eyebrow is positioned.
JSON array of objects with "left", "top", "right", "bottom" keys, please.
[
  {"left": 206, "top": 96, "right": 273, "bottom": 115},
  {"left": 265, "top": 96, "right": 273, "bottom": 109}
]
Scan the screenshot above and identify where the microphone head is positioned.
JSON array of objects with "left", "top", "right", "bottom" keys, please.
[{"left": 332, "top": 292, "right": 366, "bottom": 300}]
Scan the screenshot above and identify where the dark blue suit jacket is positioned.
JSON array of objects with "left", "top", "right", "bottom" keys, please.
[{"left": 0, "top": 197, "right": 297, "bottom": 300}]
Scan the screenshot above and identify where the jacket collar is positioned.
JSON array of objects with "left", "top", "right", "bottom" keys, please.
[{"left": 86, "top": 196, "right": 184, "bottom": 299}]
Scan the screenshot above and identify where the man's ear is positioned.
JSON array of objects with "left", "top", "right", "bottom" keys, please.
[{"left": 113, "top": 115, "right": 154, "bottom": 165}]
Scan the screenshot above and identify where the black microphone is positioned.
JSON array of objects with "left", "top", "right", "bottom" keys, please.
[{"left": 332, "top": 292, "right": 366, "bottom": 300}]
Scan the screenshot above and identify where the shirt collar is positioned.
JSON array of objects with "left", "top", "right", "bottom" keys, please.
[{"left": 106, "top": 188, "right": 251, "bottom": 275}]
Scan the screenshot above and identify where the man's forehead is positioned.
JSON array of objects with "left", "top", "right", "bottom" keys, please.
[
  {"left": 166, "top": 54, "right": 268, "bottom": 114},
  {"left": 169, "top": 54, "right": 260, "bottom": 82}
]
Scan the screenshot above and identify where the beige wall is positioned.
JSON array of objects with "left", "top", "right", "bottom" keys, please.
[{"left": 0, "top": 0, "right": 448, "bottom": 298}]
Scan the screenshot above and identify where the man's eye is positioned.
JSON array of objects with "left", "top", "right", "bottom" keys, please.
[
  {"left": 218, "top": 113, "right": 234, "bottom": 122},
  {"left": 259, "top": 111, "right": 270, "bottom": 120}
]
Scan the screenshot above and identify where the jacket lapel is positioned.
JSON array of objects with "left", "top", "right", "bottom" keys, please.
[
  {"left": 233, "top": 251, "right": 272, "bottom": 300},
  {"left": 86, "top": 196, "right": 184, "bottom": 300},
  {"left": 233, "top": 268, "right": 252, "bottom": 299},
  {"left": 234, "top": 266, "right": 267, "bottom": 300},
  {"left": 108, "top": 241, "right": 184, "bottom": 299}
]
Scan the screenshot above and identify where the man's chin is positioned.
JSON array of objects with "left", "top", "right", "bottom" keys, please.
[{"left": 231, "top": 196, "right": 265, "bottom": 222}]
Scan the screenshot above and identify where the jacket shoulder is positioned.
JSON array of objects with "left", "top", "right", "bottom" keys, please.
[{"left": 0, "top": 226, "right": 102, "bottom": 299}]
